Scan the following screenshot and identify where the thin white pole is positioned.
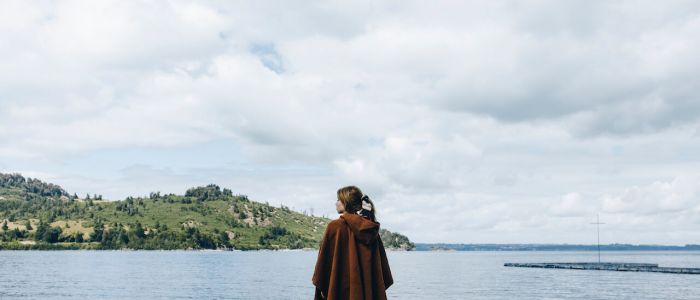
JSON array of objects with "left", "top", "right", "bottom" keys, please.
[{"left": 591, "top": 214, "right": 605, "bottom": 264}]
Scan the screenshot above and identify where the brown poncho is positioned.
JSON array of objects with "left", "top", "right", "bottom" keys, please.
[{"left": 312, "top": 213, "right": 393, "bottom": 300}]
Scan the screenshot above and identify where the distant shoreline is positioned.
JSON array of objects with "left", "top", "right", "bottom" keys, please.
[{"left": 414, "top": 243, "right": 700, "bottom": 251}]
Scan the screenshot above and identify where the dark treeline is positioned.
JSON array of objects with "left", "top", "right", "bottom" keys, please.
[
  {"left": 0, "top": 190, "right": 87, "bottom": 223},
  {"left": 85, "top": 219, "right": 234, "bottom": 250},
  {"left": 258, "top": 225, "right": 312, "bottom": 249},
  {"left": 0, "top": 214, "right": 236, "bottom": 250},
  {"left": 0, "top": 192, "right": 296, "bottom": 250},
  {"left": 0, "top": 173, "right": 69, "bottom": 198}
]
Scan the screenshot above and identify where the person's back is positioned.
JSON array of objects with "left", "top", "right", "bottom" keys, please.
[{"left": 312, "top": 186, "right": 393, "bottom": 300}]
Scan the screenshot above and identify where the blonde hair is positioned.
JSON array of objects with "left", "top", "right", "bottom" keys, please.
[{"left": 337, "top": 185, "right": 377, "bottom": 222}]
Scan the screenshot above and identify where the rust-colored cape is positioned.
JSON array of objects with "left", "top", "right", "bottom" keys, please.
[{"left": 312, "top": 213, "right": 393, "bottom": 300}]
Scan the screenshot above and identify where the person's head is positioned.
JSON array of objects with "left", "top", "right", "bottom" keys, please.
[{"left": 336, "top": 185, "right": 377, "bottom": 222}]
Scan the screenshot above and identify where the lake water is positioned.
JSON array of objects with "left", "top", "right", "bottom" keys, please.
[{"left": 1, "top": 250, "right": 699, "bottom": 299}]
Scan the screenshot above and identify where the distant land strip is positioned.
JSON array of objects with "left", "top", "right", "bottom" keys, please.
[{"left": 415, "top": 243, "right": 700, "bottom": 251}]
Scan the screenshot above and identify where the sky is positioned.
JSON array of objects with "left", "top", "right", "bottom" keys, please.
[{"left": 1, "top": 0, "right": 700, "bottom": 245}]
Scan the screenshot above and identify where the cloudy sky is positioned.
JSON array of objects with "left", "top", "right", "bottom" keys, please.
[{"left": 2, "top": 0, "right": 700, "bottom": 245}]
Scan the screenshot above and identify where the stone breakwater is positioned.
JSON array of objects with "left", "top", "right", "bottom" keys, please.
[{"left": 504, "top": 262, "right": 700, "bottom": 275}]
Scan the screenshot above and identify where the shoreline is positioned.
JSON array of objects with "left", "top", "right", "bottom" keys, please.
[{"left": 0, "top": 240, "right": 415, "bottom": 251}]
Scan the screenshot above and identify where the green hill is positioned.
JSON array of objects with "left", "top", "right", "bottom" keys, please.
[{"left": 0, "top": 173, "right": 415, "bottom": 250}]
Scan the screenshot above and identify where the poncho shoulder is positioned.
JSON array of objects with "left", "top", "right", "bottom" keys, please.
[{"left": 312, "top": 213, "right": 393, "bottom": 300}]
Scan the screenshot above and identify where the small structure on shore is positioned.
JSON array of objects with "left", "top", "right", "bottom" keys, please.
[{"left": 504, "top": 262, "right": 700, "bottom": 275}]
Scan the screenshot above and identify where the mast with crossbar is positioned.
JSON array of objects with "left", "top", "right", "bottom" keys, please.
[{"left": 590, "top": 214, "right": 606, "bottom": 264}]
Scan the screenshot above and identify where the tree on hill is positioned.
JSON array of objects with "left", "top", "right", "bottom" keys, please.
[
  {"left": 185, "top": 184, "right": 223, "bottom": 201},
  {"left": 132, "top": 222, "right": 145, "bottom": 239},
  {"left": 10, "top": 228, "right": 24, "bottom": 240},
  {"left": 34, "top": 220, "right": 48, "bottom": 241},
  {"left": 0, "top": 173, "right": 68, "bottom": 197},
  {"left": 38, "top": 225, "right": 61, "bottom": 243},
  {"left": 217, "top": 230, "right": 230, "bottom": 248},
  {"left": 74, "top": 232, "right": 84, "bottom": 243},
  {"left": 90, "top": 220, "right": 104, "bottom": 242},
  {"left": 118, "top": 227, "right": 129, "bottom": 245},
  {"left": 380, "top": 229, "right": 415, "bottom": 250},
  {"left": 149, "top": 192, "right": 161, "bottom": 201}
]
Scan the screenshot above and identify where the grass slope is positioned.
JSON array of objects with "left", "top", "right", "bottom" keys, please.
[{"left": 0, "top": 173, "right": 414, "bottom": 250}]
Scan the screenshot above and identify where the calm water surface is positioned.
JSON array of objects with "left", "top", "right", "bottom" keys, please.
[{"left": 1, "top": 251, "right": 699, "bottom": 299}]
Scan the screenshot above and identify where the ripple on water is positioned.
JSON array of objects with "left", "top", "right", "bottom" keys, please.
[{"left": 0, "top": 251, "right": 699, "bottom": 299}]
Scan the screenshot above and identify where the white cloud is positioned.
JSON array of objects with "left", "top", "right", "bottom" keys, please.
[
  {"left": 550, "top": 193, "right": 591, "bottom": 217},
  {"left": 1, "top": 0, "right": 700, "bottom": 244},
  {"left": 603, "top": 175, "right": 700, "bottom": 215}
]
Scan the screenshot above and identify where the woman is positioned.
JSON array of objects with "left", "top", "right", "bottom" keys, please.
[{"left": 312, "top": 186, "right": 393, "bottom": 300}]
